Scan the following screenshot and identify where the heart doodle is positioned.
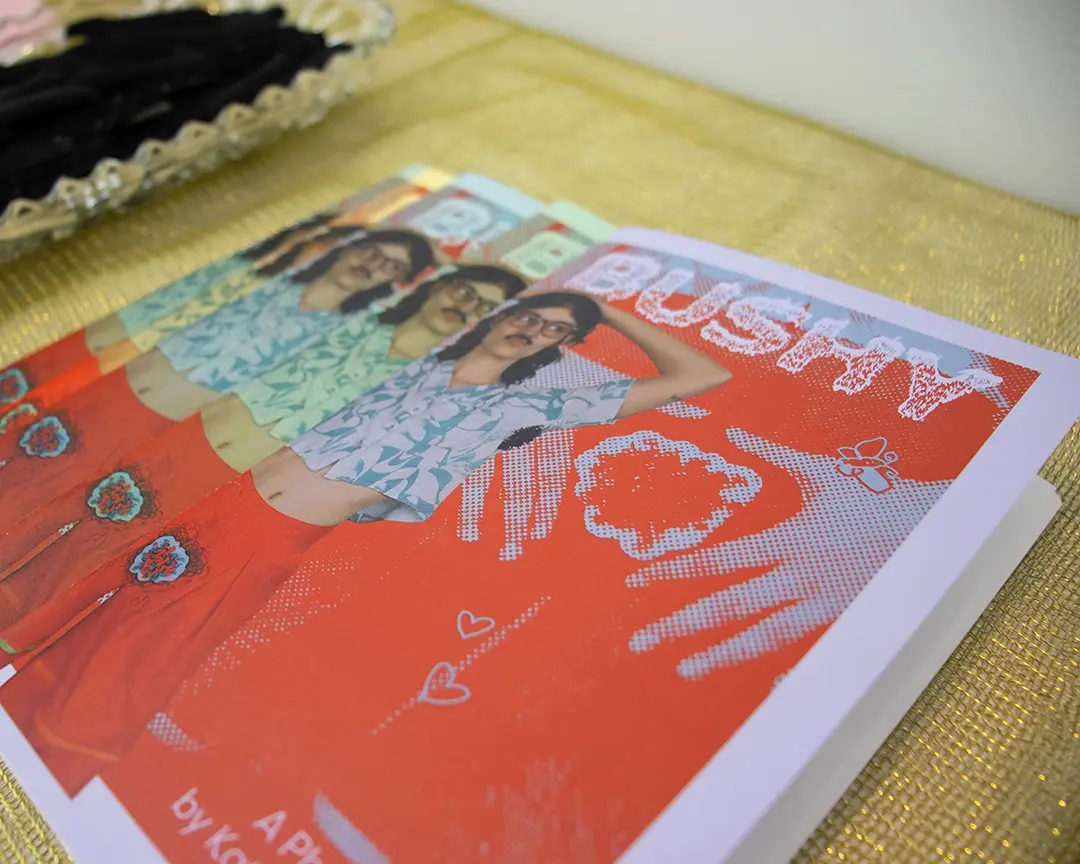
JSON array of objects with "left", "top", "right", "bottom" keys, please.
[
  {"left": 456, "top": 609, "right": 495, "bottom": 640},
  {"left": 418, "top": 662, "right": 471, "bottom": 707}
]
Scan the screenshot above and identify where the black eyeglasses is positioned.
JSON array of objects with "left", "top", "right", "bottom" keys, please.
[
  {"left": 446, "top": 282, "right": 502, "bottom": 317},
  {"left": 364, "top": 246, "right": 411, "bottom": 281},
  {"left": 506, "top": 309, "right": 576, "bottom": 340}
]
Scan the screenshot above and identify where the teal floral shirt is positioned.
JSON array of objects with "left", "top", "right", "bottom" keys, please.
[
  {"left": 158, "top": 276, "right": 343, "bottom": 394},
  {"left": 116, "top": 255, "right": 250, "bottom": 335},
  {"left": 290, "top": 354, "right": 632, "bottom": 524},
  {"left": 234, "top": 313, "right": 410, "bottom": 443}
]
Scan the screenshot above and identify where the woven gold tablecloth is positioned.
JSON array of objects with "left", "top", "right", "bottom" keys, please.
[{"left": 1, "top": 2, "right": 1078, "bottom": 861}]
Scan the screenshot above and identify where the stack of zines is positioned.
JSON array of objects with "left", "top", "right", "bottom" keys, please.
[{"left": 0, "top": 166, "right": 1077, "bottom": 864}]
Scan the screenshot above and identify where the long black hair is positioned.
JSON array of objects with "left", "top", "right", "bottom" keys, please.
[
  {"left": 378, "top": 264, "right": 529, "bottom": 326},
  {"left": 238, "top": 212, "right": 337, "bottom": 263},
  {"left": 257, "top": 228, "right": 437, "bottom": 314},
  {"left": 437, "top": 291, "right": 603, "bottom": 454},
  {"left": 436, "top": 292, "right": 603, "bottom": 386},
  {"left": 253, "top": 224, "right": 361, "bottom": 277}
]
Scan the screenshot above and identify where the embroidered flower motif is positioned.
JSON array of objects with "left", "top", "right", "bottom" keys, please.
[
  {"left": 130, "top": 535, "right": 190, "bottom": 584},
  {"left": 0, "top": 369, "right": 29, "bottom": 405},
  {"left": 88, "top": 472, "right": 145, "bottom": 522},
  {"left": 0, "top": 401, "right": 38, "bottom": 433},
  {"left": 19, "top": 416, "right": 70, "bottom": 458}
]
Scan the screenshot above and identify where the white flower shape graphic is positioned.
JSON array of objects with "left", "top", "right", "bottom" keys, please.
[
  {"left": 575, "top": 430, "right": 763, "bottom": 561},
  {"left": 626, "top": 428, "right": 950, "bottom": 680}
]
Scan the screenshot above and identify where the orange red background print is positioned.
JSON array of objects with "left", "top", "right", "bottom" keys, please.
[{"left": 31, "top": 244, "right": 1046, "bottom": 862}]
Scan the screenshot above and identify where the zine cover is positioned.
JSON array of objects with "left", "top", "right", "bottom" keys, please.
[{"left": 3, "top": 219, "right": 1079, "bottom": 864}]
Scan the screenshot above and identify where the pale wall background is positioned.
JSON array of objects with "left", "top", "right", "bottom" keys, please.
[{"left": 465, "top": 0, "right": 1080, "bottom": 215}]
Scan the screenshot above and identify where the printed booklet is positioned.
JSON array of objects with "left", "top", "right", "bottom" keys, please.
[{"left": 0, "top": 169, "right": 1077, "bottom": 864}]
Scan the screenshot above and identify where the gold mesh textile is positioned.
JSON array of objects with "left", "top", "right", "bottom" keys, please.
[{"left": 1, "top": 2, "right": 1077, "bottom": 861}]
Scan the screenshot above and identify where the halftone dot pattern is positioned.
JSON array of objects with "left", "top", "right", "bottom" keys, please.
[
  {"left": 479, "top": 214, "right": 548, "bottom": 264},
  {"left": 624, "top": 427, "right": 949, "bottom": 680},
  {"left": 531, "top": 428, "right": 574, "bottom": 542},
  {"left": 172, "top": 556, "right": 342, "bottom": 697},
  {"left": 898, "top": 349, "right": 1002, "bottom": 422},
  {"left": 565, "top": 249, "right": 666, "bottom": 300},
  {"left": 371, "top": 596, "right": 551, "bottom": 735},
  {"left": 559, "top": 247, "right": 1022, "bottom": 434},
  {"left": 701, "top": 295, "right": 811, "bottom": 356},
  {"left": 656, "top": 400, "right": 709, "bottom": 420},
  {"left": 575, "top": 429, "right": 763, "bottom": 561},
  {"left": 531, "top": 349, "right": 615, "bottom": 389},
  {"left": 534, "top": 351, "right": 707, "bottom": 422},
  {"left": 465, "top": 341, "right": 710, "bottom": 557},
  {"left": 527, "top": 240, "right": 630, "bottom": 296},
  {"left": 458, "top": 344, "right": 709, "bottom": 557},
  {"left": 500, "top": 442, "right": 534, "bottom": 562},
  {"left": 450, "top": 597, "right": 551, "bottom": 673},
  {"left": 501, "top": 231, "right": 592, "bottom": 281},
  {"left": 456, "top": 311, "right": 719, "bottom": 555},
  {"left": 633, "top": 269, "right": 740, "bottom": 328},
  {"left": 457, "top": 457, "right": 495, "bottom": 543},
  {"left": 146, "top": 712, "right": 204, "bottom": 753},
  {"left": 777, "top": 317, "right": 906, "bottom": 396},
  {"left": 967, "top": 350, "right": 1011, "bottom": 411},
  {"left": 0, "top": 3, "right": 1069, "bottom": 858},
  {"left": 457, "top": 348, "right": 620, "bottom": 552}
]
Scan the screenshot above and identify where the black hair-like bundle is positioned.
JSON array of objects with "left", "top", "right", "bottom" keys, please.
[{"left": 0, "top": 7, "right": 350, "bottom": 208}]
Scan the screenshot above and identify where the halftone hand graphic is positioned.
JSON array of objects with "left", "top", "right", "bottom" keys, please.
[{"left": 627, "top": 428, "right": 949, "bottom": 680}]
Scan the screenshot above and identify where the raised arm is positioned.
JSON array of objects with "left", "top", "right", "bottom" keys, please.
[{"left": 601, "top": 302, "right": 732, "bottom": 419}]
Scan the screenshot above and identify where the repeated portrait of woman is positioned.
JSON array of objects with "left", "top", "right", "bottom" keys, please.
[
  {"left": 2, "top": 289, "right": 733, "bottom": 795},
  {"left": 0, "top": 264, "right": 528, "bottom": 654},
  {"left": 0, "top": 229, "right": 436, "bottom": 524},
  {"left": 0, "top": 171, "right": 430, "bottom": 413},
  {"left": 1, "top": 212, "right": 367, "bottom": 423}
]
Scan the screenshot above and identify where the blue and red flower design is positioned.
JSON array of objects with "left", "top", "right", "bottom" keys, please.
[
  {"left": 88, "top": 471, "right": 145, "bottom": 522},
  {"left": 19, "top": 416, "right": 70, "bottom": 458},
  {"left": 0, "top": 368, "right": 29, "bottom": 405},
  {"left": 129, "top": 535, "right": 190, "bottom": 584}
]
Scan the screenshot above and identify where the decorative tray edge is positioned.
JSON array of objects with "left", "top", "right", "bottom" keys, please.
[{"left": 0, "top": 0, "right": 395, "bottom": 262}]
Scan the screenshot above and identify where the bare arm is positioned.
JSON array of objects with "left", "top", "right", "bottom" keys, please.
[{"left": 601, "top": 303, "right": 732, "bottom": 419}]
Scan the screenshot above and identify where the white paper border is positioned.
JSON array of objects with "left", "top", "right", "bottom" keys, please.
[{"left": 0, "top": 707, "right": 165, "bottom": 863}]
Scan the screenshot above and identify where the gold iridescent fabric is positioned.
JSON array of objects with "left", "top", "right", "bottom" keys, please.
[{"left": 1, "top": 2, "right": 1077, "bottom": 861}]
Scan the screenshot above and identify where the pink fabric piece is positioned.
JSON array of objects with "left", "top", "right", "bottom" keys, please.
[{"left": 0, "top": 0, "right": 63, "bottom": 61}]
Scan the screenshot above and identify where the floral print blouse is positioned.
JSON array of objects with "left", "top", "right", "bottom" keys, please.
[
  {"left": 116, "top": 255, "right": 250, "bottom": 337},
  {"left": 290, "top": 353, "right": 632, "bottom": 524},
  {"left": 158, "top": 276, "right": 344, "bottom": 394},
  {"left": 126, "top": 263, "right": 269, "bottom": 352},
  {"left": 234, "top": 313, "right": 410, "bottom": 443}
]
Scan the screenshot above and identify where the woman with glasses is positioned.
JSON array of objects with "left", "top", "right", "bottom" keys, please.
[
  {"left": 271, "top": 290, "right": 733, "bottom": 526},
  {"left": 0, "top": 265, "right": 526, "bottom": 657},
  {"left": 0, "top": 230, "right": 436, "bottom": 526},
  {"left": 233, "top": 266, "right": 523, "bottom": 444},
  {"left": 3, "top": 290, "right": 733, "bottom": 795}
]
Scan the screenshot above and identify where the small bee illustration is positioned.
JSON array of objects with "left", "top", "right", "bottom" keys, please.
[{"left": 834, "top": 436, "right": 899, "bottom": 493}]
